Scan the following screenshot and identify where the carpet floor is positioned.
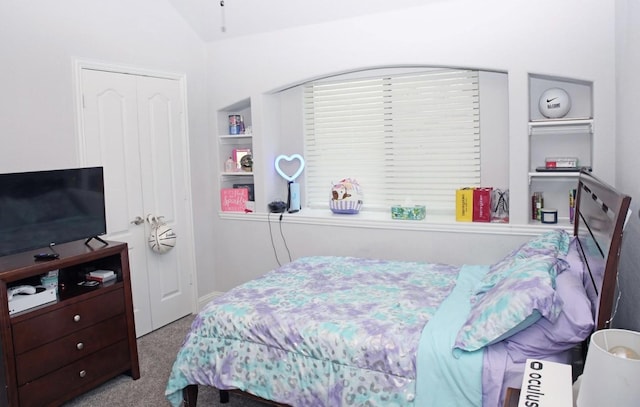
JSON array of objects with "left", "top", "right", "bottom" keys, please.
[{"left": 61, "top": 314, "right": 269, "bottom": 407}]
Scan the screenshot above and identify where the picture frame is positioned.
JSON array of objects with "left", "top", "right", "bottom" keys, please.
[
  {"left": 232, "top": 148, "right": 251, "bottom": 171},
  {"left": 233, "top": 183, "right": 255, "bottom": 201}
]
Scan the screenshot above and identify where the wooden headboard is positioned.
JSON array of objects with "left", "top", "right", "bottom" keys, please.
[{"left": 573, "top": 171, "right": 631, "bottom": 331}]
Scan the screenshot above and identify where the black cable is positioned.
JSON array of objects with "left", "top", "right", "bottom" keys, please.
[
  {"left": 267, "top": 212, "right": 282, "bottom": 267},
  {"left": 278, "top": 214, "right": 292, "bottom": 263}
]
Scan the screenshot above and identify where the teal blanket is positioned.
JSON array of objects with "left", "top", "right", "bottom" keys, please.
[{"left": 415, "top": 265, "right": 488, "bottom": 406}]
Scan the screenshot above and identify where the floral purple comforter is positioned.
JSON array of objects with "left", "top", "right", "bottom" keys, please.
[{"left": 165, "top": 256, "right": 461, "bottom": 407}]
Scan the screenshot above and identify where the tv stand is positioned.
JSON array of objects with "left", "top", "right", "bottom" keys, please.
[
  {"left": 0, "top": 239, "right": 139, "bottom": 406},
  {"left": 85, "top": 235, "right": 109, "bottom": 247}
]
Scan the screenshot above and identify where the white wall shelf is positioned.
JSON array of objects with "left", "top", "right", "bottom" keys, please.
[
  {"left": 219, "top": 134, "right": 253, "bottom": 140},
  {"left": 528, "top": 74, "right": 593, "bottom": 223},
  {"left": 528, "top": 171, "right": 581, "bottom": 184},
  {"left": 529, "top": 118, "right": 593, "bottom": 135},
  {"left": 221, "top": 172, "right": 253, "bottom": 176},
  {"left": 217, "top": 100, "right": 255, "bottom": 210}
]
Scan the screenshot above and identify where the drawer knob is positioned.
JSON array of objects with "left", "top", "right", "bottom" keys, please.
[
  {"left": 76, "top": 342, "right": 84, "bottom": 350},
  {"left": 79, "top": 370, "right": 87, "bottom": 378},
  {"left": 73, "top": 314, "right": 81, "bottom": 322}
]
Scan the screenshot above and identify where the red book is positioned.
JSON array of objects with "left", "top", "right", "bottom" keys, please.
[{"left": 86, "top": 274, "right": 117, "bottom": 283}]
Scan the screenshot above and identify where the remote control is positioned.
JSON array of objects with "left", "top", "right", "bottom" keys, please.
[{"left": 34, "top": 253, "right": 59, "bottom": 260}]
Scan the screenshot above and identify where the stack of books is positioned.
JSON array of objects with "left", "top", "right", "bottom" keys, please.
[{"left": 86, "top": 270, "right": 117, "bottom": 286}]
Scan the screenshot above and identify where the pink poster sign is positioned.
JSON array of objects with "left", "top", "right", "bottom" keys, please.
[{"left": 220, "top": 188, "right": 248, "bottom": 212}]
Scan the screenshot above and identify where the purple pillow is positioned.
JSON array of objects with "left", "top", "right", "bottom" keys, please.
[
  {"left": 476, "top": 230, "right": 571, "bottom": 296},
  {"left": 454, "top": 256, "right": 563, "bottom": 353},
  {"left": 502, "top": 242, "right": 593, "bottom": 361}
]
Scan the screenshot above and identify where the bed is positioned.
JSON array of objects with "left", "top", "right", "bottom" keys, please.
[{"left": 165, "top": 172, "right": 631, "bottom": 407}]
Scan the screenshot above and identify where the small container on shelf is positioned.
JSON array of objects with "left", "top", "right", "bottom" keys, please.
[
  {"left": 225, "top": 156, "right": 236, "bottom": 172},
  {"left": 40, "top": 270, "right": 59, "bottom": 292},
  {"left": 540, "top": 208, "right": 558, "bottom": 224},
  {"left": 569, "top": 188, "right": 577, "bottom": 223},
  {"left": 228, "top": 115, "right": 244, "bottom": 135},
  {"left": 532, "top": 192, "right": 543, "bottom": 221}
]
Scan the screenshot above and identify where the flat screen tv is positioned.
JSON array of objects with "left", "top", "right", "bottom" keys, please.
[{"left": 0, "top": 167, "right": 107, "bottom": 257}]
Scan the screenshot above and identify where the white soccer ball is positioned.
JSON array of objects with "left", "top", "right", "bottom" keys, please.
[
  {"left": 148, "top": 224, "right": 177, "bottom": 254},
  {"left": 539, "top": 88, "right": 571, "bottom": 119}
]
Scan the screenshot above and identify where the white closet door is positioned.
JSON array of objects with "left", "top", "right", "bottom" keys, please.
[
  {"left": 135, "top": 75, "right": 194, "bottom": 331},
  {"left": 80, "top": 68, "right": 194, "bottom": 336}
]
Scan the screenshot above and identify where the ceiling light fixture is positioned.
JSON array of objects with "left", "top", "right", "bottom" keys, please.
[{"left": 220, "top": 0, "right": 226, "bottom": 33}]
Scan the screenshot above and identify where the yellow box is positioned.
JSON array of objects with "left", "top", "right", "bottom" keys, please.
[{"left": 456, "top": 188, "right": 474, "bottom": 222}]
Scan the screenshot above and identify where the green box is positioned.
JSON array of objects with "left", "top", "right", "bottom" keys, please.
[{"left": 391, "top": 205, "right": 426, "bottom": 220}]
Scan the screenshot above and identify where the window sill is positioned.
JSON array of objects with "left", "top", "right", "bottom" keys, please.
[{"left": 219, "top": 208, "right": 572, "bottom": 236}]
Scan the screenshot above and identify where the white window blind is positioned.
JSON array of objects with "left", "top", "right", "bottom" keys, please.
[{"left": 303, "top": 68, "right": 481, "bottom": 213}]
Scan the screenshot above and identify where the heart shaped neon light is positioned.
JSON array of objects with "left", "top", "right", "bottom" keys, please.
[{"left": 275, "top": 154, "right": 305, "bottom": 182}]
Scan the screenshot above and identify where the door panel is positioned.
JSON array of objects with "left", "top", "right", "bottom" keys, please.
[
  {"left": 81, "top": 69, "right": 152, "bottom": 335},
  {"left": 79, "top": 68, "right": 193, "bottom": 336},
  {"left": 136, "top": 76, "right": 192, "bottom": 329}
]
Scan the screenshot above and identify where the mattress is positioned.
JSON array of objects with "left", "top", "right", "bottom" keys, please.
[
  {"left": 166, "top": 231, "right": 590, "bottom": 407},
  {"left": 165, "top": 256, "right": 463, "bottom": 406}
]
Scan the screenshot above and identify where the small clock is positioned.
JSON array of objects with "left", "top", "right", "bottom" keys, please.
[{"left": 240, "top": 153, "right": 253, "bottom": 172}]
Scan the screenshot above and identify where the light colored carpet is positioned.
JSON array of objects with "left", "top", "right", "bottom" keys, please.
[{"left": 62, "top": 315, "right": 268, "bottom": 407}]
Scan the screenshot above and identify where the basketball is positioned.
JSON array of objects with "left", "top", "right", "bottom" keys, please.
[{"left": 149, "top": 224, "right": 177, "bottom": 254}]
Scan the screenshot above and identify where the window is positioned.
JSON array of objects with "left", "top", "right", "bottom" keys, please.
[{"left": 303, "top": 68, "right": 480, "bottom": 214}]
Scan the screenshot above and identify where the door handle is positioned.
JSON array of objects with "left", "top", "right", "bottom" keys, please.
[
  {"left": 146, "top": 214, "right": 166, "bottom": 226},
  {"left": 130, "top": 216, "right": 144, "bottom": 225}
]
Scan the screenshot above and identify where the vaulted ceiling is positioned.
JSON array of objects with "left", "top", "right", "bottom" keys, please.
[{"left": 168, "top": 0, "right": 439, "bottom": 42}]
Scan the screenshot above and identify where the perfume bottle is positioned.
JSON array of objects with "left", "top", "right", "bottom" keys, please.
[{"left": 225, "top": 157, "right": 235, "bottom": 172}]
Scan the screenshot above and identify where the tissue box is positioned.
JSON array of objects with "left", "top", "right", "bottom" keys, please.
[{"left": 391, "top": 205, "right": 426, "bottom": 220}]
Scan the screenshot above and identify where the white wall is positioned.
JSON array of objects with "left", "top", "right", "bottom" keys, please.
[
  {"left": 616, "top": 1, "right": 640, "bottom": 213},
  {"left": 614, "top": 0, "right": 640, "bottom": 331},
  {"left": 206, "top": 0, "right": 619, "bottom": 292},
  {"left": 0, "top": 1, "right": 632, "bottom": 308},
  {"left": 0, "top": 1, "right": 214, "bottom": 298}
]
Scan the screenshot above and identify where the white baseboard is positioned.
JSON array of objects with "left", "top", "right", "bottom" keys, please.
[{"left": 197, "top": 291, "right": 225, "bottom": 311}]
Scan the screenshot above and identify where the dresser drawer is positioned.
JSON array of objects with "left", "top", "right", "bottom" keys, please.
[
  {"left": 12, "top": 288, "right": 125, "bottom": 354},
  {"left": 15, "top": 314, "right": 128, "bottom": 385},
  {"left": 18, "top": 340, "right": 130, "bottom": 407}
]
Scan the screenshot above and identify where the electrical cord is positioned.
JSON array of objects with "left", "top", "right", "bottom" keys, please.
[
  {"left": 268, "top": 212, "right": 282, "bottom": 267},
  {"left": 279, "top": 214, "right": 292, "bottom": 263},
  {"left": 268, "top": 212, "right": 293, "bottom": 267},
  {"left": 606, "top": 273, "right": 623, "bottom": 327}
]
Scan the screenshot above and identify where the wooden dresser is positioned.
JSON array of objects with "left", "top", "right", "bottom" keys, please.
[{"left": 0, "top": 240, "right": 139, "bottom": 407}]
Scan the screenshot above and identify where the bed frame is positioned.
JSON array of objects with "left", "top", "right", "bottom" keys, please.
[
  {"left": 181, "top": 171, "right": 631, "bottom": 407},
  {"left": 573, "top": 171, "right": 631, "bottom": 330}
]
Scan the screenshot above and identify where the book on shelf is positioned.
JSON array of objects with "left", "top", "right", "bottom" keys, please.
[
  {"left": 89, "top": 269, "right": 115, "bottom": 279},
  {"left": 86, "top": 274, "right": 116, "bottom": 282},
  {"left": 86, "top": 270, "right": 117, "bottom": 285}
]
